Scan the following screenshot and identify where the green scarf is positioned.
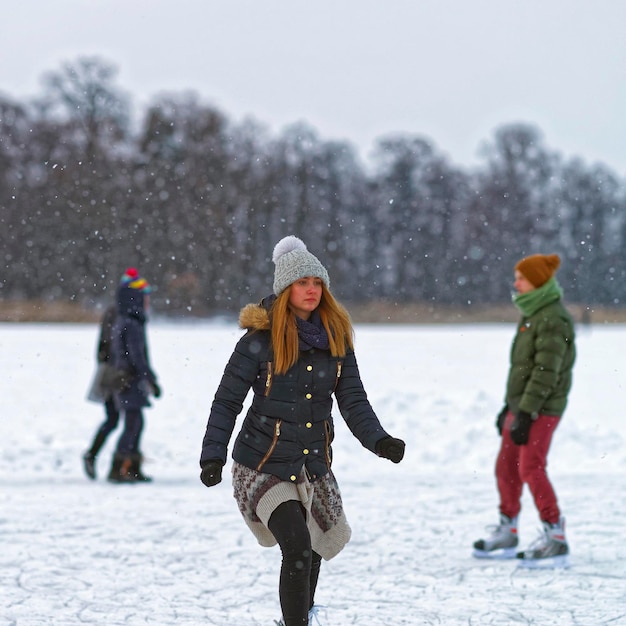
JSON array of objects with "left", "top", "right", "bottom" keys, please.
[{"left": 513, "top": 277, "right": 563, "bottom": 317}]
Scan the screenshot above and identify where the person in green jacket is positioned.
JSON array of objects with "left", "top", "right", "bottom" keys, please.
[{"left": 473, "top": 253, "right": 576, "bottom": 566}]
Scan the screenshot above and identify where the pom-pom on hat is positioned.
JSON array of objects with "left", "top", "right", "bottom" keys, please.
[
  {"left": 120, "top": 267, "right": 152, "bottom": 293},
  {"left": 272, "top": 236, "right": 330, "bottom": 295},
  {"left": 515, "top": 254, "right": 561, "bottom": 288}
]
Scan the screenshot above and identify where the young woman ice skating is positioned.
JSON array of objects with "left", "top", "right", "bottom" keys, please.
[{"left": 199, "top": 236, "right": 405, "bottom": 625}]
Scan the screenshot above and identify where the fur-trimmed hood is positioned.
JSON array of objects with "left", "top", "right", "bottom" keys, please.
[{"left": 239, "top": 302, "right": 271, "bottom": 332}]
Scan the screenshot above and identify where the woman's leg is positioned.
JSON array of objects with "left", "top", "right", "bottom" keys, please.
[
  {"left": 495, "top": 411, "right": 524, "bottom": 519},
  {"left": 309, "top": 551, "right": 322, "bottom": 610},
  {"left": 268, "top": 500, "right": 312, "bottom": 626},
  {"left": 116, "top": 409, "right": 143, "bottom": 455},
  {"left": 518, "top": 415, "right": 561, "bottom": 523}
]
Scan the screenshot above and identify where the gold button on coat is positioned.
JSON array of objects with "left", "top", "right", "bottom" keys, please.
[{"left": 305, "top": 393, "right": 312, "bottom": 399}]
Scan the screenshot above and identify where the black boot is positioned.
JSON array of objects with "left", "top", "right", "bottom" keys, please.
[
  {"left": 130, "top": 453, "right": 153, "bottom": 482},
  {"left": 82, "top": 452, "right": 96, "bottom": 479},
  {"left": 82, "top": 431, "right": 108, "bottom": 479},
  {"left": 107, "top": 452, "right": 136, "bottom": 483}
]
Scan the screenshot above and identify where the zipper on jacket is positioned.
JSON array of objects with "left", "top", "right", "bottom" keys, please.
[
  {"left": 324, "top": 420, "right": 332, "bottom": 468},
  {"left": 256, "top": 419, "right": 281, "bottom": 471},
  {"left": 333, "top": 361, "right": 342, "bottom": 392},
  {"left": 264, "top": 362, "right": 273, "bottom": 397}
]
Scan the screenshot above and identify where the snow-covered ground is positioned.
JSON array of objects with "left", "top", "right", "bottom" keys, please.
[{"left": 1, "top": 321, "right": 625, "bottom": 625}]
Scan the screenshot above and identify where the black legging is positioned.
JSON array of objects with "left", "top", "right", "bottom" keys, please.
[
  {"left": 268, "top": 500, "right": 322, "bottom": 626},
  {"left": 116, "top": 408, "right": 144, "bottom": 455},
  {"left": 88, "top": 398, "right": 120, "bottom": 457}
]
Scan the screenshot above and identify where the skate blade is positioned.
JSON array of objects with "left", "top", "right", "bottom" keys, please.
[
  {"left": 516, "top": 554, "right": 570, "bottom": 569},
  {"left": 472, "top": 547, "right": 517, "bottom": 560}
]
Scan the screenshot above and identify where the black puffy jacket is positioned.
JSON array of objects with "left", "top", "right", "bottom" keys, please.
[{"left": 200, "top": 302, "right": 390, "bottom": 482}]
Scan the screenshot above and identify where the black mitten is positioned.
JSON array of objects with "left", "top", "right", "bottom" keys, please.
[
  {"left": 510, "top": 411, "right": 532, "bottom": 445},
  {"left": 496, "top": 405, "right": 508, "bottom": 435},
  {"left": 375, "top": 436, "right": 406, "bottom": 463},
  {"left": 200, "top": 460, "right": 223, "bottom": 487}
]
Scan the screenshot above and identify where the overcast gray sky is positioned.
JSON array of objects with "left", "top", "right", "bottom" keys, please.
[{"left": 2, "top": 0, "right": 626, "bottom": 173}]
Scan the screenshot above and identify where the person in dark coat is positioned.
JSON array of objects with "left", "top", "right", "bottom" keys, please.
[
  {"left": 108, "top": 268, "right": 161, "bottom": 483},
  {"left": 473, "top": 253, "right": 576, "bottom": 566},
  {"left": 82, "top": 303, "right": 120, "bottom": 479},
  {"left": 199, "top": 236, "right": 406, "bottom": 626}
]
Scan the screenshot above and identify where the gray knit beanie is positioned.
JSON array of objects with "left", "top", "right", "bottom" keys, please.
[{"left": 272, "top": 236, "right": 330, "bottom": 295}]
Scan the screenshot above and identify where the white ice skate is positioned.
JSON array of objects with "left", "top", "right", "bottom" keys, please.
[
  {"left": 274, "top": 605, "right": 325, "bottom": 626},
  {"left": 473, "top": 514, "right": 519, "bottom": 559},
  {"left": 516, "top": 517, "right": 570, "bottom": 569}
]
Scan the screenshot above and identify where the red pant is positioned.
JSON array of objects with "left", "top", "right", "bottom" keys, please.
[{"left": 496, "top": 411, "right": 561, "bottom": 524}]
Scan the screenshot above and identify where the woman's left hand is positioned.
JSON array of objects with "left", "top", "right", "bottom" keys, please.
[
  {"left": 375, "top": 436, "right": 406, "bottom": 463},
  {"left": 510, "top": 411, "right": 532, "bottom": 445}
]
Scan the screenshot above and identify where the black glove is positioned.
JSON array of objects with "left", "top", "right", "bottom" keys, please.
[
  {"left": 152, "top": 382, "right": 162, "bottom": 398},
  {"left": 200, "top": 460, "right": 223, "bottom": 487},
  {"left": 496, "top": 405, "right": 508, "bottom": 435},
  {"left": 375, "top": 436, "right": 406, "bottom": 463},
  {"left": 510, "top": 411, "right": 532, "bottom": 445}
]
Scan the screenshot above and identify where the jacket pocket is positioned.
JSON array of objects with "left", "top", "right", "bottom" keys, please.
[{"left": 256, "top": 418, "right": 281, "bottom": 471}]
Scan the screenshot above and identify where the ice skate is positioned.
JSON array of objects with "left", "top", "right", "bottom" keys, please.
[
  {"left": 473, "top": 513, "right": 518, "bottom": 559},
  {"left": 517, "top": 517, "right": 569, "bottom": 568},
  {"left": 274, "top": 605, "right": 325, "bottom": 625},
  {"left": 307, "top": 605, "right": 325, "bottom": 625}
]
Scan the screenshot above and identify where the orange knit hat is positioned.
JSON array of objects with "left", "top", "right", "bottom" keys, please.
[{"left": 515, "top": 254, "right": 561, "bottom": 287}]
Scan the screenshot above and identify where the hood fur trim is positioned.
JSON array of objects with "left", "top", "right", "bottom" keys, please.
[{"left": 239, "top": 303, "right": 270, "bottom": 331}]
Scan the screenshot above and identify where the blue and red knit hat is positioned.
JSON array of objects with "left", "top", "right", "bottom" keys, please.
[{"left": 120, "top": 267, "right": 152, "bottom": 293}]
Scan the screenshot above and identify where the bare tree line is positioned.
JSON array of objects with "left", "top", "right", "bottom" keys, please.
[{"left": 1, "top": 57, "right": 624, "bottom": 316}]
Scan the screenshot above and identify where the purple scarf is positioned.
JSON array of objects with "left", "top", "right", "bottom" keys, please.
[{"left": 296, "top": 310, "right": 330, "bottom": 351}]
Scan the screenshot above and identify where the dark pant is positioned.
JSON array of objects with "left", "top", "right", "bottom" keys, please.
[
  {"left": 88, "top": 398, "right": 120, "bottom": 456},
  {"left": 115, "top": 409, "right": 144, "bottom": 455},
  {"left": 268, "top": 500, "right": 322, "bottom": 626},
  {"left": 99, "top": 398, "right": 120, "bottom": 437}
]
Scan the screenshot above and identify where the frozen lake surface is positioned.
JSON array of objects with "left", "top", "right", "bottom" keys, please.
[{"left": 1, "top": 321, "right": 624, "bottom": 625}]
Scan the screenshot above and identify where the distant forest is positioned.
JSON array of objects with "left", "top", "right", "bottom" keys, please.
[{"left": 1, "top": 57, "right": 625, "bottom": 316}]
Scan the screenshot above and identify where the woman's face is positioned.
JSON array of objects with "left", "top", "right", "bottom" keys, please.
[
  {"left": 514, "top": 270, "right": 536, "bottom": 294},
  {"left": 288, "top": 277, "right": 323, "bottom": 320}
]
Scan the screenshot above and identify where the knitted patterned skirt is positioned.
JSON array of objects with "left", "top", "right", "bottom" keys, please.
[{"left": 232, "top": 461, "right": 352, "bottom": 560}]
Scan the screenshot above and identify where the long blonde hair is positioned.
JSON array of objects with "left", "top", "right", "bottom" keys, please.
[{"left": 270, "top": 285, "right": 354, "bottom": 374}]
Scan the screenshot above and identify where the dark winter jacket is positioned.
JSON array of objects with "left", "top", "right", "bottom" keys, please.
[
  {"left": 112, "top": 285, "right": 158, "bottom": 410},
  {"left": 97, "top": 304, "right": 117, "bottom": 363},
  {"left": 505, "top": 283, "right": 576, "bottom": 417},
  {"left": 200, "top": 302, "right": 390, "bottom": 482}
]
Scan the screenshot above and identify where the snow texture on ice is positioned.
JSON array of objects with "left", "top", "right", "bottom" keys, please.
[{"left": 1, "top": 322, "right": 625, "bottom": 625}]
